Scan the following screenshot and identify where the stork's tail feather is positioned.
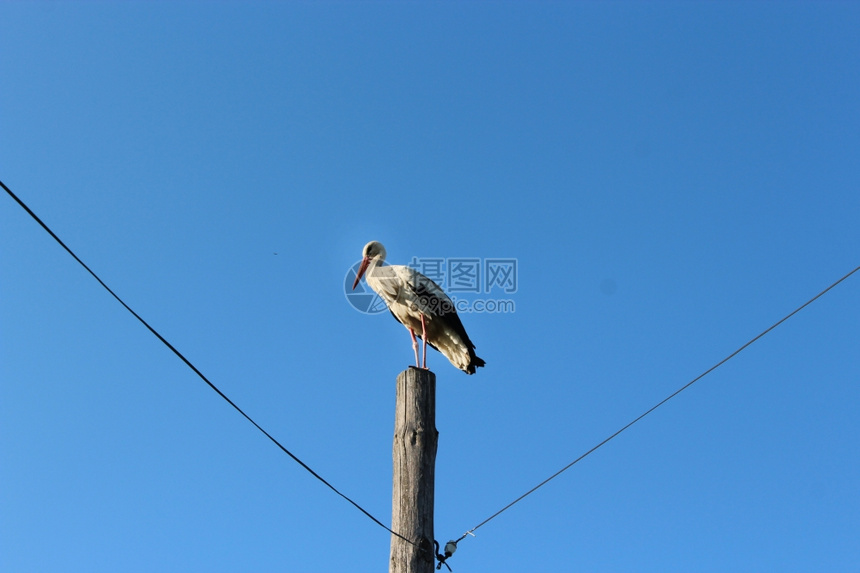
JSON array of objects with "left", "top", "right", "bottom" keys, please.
[{"left": 465, "top": 350, "right": 486, "bottom": 375}]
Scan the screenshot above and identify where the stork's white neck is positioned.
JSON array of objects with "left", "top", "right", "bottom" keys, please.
[{"left": 366, "top": 254, "right": 385, "bottom": 277}]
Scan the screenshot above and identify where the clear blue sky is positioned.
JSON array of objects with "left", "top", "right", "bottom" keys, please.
[{"left": 2, "top": 2, "right": 858, "bottom": 571}]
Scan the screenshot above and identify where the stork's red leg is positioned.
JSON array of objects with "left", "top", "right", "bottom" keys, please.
[
  {"left": 409, "top": 329, "right": 420, "bottom": 368},
  {"left": 420, "top": 314, "right": 428, "bottom": 369}
]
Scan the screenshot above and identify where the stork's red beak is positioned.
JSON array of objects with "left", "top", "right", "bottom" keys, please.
[{"left": 352, "top": 256, "right": 371, "bottom": 290}]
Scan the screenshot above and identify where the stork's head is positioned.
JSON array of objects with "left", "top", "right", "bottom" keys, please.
[
  {"left": 362, "top": 240, "right": 386, "bottom": 261},
  {"left": 352, "top": 241, "right": 387, "bottom": 290}
]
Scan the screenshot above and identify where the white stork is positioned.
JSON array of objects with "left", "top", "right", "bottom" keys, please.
[{"left": 352, "top": 241, "right": 486, "bottom": 374}]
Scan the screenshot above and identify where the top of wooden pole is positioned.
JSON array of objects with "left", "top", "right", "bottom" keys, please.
[{"left": 391, "top": 366, "right": 438, "bottom": 573}]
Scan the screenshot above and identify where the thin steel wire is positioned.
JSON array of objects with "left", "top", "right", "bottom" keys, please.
[{"left": 456, "top": 263, "right": 860, "bottom": 543}]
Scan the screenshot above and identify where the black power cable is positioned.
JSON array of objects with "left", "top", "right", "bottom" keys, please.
[{"left": 1, "top": 179, "right": 417, "bottom": 548}]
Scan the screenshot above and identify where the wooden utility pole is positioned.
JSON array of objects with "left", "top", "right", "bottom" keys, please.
[{"left": 390, "top": 367, "right": 438, "bottom": 573}]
